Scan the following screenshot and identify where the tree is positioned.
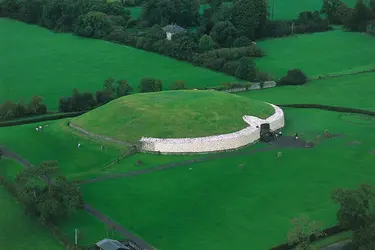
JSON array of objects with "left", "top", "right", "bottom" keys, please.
[
  {"left": 210, "top": 21, "right": 238, "bottom": 47},
  {"left": 116, "top": 79, "right": 133, "bottom": 97},
  {"left": 231, "top": 0, "right": 268, "bottom": 39},
  {"left": 344, "top": 0, "right": 374, "bottom": 32},
  {"left": 15, "top": 161, "right": 83, "bottom": 224},
  {"left": 320, "top": 0, "right": 343, "bottom": 24},
  {"left": 28, "top": 96, "right": 47, "bottom": 115},
  {"left": 199, "top": 34, "right": 214, "bottom": 52},
  {"left": 141, "top": 0, "right": 200, "bottom": 27},
  {"left": 331, "top": 184, "right": 375, "bottom": 249},
  {"left": 278, "top": 69, "right": 307, "bottom": 86},
  {"left": 287, "top": 216, "right": 325, "bottom": 250},
  {"left": 232, "top": 36, "right": 252, "bottom": 47},
  {"left": 139, "top": 78, "right": 162, "bottom": 92},
  {"left": 0, "top": 148, "right": 3, "bottom": 159},
  {"left": 170, "top": 80, "right": 186, "bottom": 90},
  {"left": 235, "top": 57, "right": 257, "bottom": 81}
]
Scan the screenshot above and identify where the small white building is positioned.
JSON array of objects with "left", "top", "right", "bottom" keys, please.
[{"left": 162, "top": 24, "right": 186, "bottom": 41}]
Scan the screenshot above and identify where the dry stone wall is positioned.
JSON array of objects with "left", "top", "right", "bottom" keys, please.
[{"left": 140, "top": 103, "right": 285, "bottom": 154}]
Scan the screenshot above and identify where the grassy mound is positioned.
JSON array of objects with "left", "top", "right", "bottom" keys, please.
[{"left": 71, "top": 90, "right": 274, "bottom": 143}]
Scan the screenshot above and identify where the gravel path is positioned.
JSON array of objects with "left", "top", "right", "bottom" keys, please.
[
  {"left": 0, "top": 145, "right": 154, "bottom": 250},
  {"left": 78, "top": 136, "right": 315, "bottom": 184}
]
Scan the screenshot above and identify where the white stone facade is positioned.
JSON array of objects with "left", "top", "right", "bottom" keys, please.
[{"left": 140, "top": 103, "right": 285, "bottom": 154}]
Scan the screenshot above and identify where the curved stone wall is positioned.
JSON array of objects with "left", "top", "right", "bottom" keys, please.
[{"left": 140, "top": 103, "right": 285, "bottom": 154}]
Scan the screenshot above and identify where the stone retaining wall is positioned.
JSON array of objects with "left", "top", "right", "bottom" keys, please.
[{"left": 140, "top": 103, "right": 285, "bottom": 154}]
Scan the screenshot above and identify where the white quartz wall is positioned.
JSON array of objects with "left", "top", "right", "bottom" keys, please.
[{"left": 140, "top": 103, "right": 285, "bottom": 154}]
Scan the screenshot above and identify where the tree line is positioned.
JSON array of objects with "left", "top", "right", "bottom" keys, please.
[{"left": 0, "top": 96, "right": 47, "bottom": 121}]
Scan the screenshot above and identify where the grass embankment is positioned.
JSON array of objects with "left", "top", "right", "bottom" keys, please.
[
  {"left": 236, "top": 72, "right": 375, "bottom": 111},
  {"left": 71, "top": 90, "right": 274, "bottom": 143},
  {"left": 0, "top": 118, "right": 124, "bottom": 178},
  {"left": 0, "top": 19, "right": 238, "bottom": 109},
  {"left": 0, "top": 160, "right": 64, "bottom": 250},
  {"left": 80, "top": 107, "right": 375, "bottom": 250},
  {"left": 255, "top": 30, "right": 375, "bottom": 79}
]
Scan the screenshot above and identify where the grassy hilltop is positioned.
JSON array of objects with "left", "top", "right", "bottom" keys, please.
[{"left": 71, "top": 90, "right": 274, "bottom": 143}]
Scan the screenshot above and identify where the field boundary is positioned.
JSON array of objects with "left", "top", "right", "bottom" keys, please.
[
  {"left": 0, "top": 111, "right": 86, "bottom": 127},
  {"left": 278, "top": 104, "right": 375, "bottom": 116}
]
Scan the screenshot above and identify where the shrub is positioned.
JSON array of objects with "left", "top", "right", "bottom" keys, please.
[
  {"left": 278, "top": 69, "right": 308, "bottom": 86},
  {"left": 235, "top": 57, "right": 257, "bottom": 81},
  {"left": 232, "top": 36, "right": 252, "bottom": 47},
  {"left": 170, "top": 80, "right": 186, "bottom": 90},
  {"left": 139, "top": 78, "right": 163, "bottom": 92}
]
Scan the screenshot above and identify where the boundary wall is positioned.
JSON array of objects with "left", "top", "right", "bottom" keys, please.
[{"left": 140, "top": 103, "right": 285, "bottom": 154}]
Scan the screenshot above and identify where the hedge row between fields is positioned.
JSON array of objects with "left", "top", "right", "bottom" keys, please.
[
  {"left": 0, "top": 111, "right": 86, "bottom": 127},
  {"left": 277, "top": 104, "right": 375, "bottom": 116},
  {"left": 269, "top": 225, "right": 350, "bottom": 250}
]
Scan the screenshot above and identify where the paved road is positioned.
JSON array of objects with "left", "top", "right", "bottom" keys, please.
[{"left": 0, "top": 145, "right": 154, "bottom": 250}]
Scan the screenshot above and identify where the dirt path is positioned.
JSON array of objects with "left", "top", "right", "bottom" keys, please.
[
  {"left": 78, "top": 136, "right": 315, "bottom": 184},
  {"left": 0, "top": 145, "right": 154, "bottom": 250}
]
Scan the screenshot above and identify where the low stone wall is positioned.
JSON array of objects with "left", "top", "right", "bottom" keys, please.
[
  {"left": 140, "top": 103, "right": 285, "bottom": 154},
  {"left": 218, "top": 81, "right": 277, "bottom": 93}
]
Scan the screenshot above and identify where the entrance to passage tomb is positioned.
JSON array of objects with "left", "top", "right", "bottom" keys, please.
[{"left": 260, "top": 123, "right": 276, "bottom": 142}]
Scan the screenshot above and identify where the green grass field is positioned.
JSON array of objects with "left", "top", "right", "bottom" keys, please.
[
  {"left": 79, "top": 107, "right": 375, "bottom": 250},
  {"left": 236, "top": 72, "right": 375, "bottom": 111},
  {"left": 256, "top": 30, "right": 375, "bottom": 78},
  {"left": 0, "top": 160, "right": 64, "bottom": 250},
  {"left": 71, "top": 90, "right": 274, "bottom": 143},
  {"left": 0, "top": 118, "right": 124, "bottom": 178},
  {"left": 0, "top": 18, "right": 237, "bottom": 109}
]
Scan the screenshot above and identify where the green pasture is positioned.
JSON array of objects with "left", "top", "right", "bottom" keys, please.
[
  {"left": 72, "top": 90, "right": 274, "bottom": 143},
  {"left": 0, "top": 18, "right": 237, "bottom": 109},
  {"left": 0, "top": 118, "right": 124, "bottom": 178},
  {"left": 256, "top": 30, "right": 375, "bottom": 79},
  {"left": 0, "top": 170, "right": 64, "bottom": 249},
  {"left": 236, "top": 72, "right": 375, "bottom": 111},
  {"left": 79, "top": 107, "right": 375, "bottom": 249},
  {"left": 269, "top": 0, "right": 356, "bottom": 20}
]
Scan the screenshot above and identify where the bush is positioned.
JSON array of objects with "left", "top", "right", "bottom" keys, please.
[
  {"left": 232, "top": 36, "right": 252, "bottom": 47},
  {"left": 0, "top": 96, "right": 48, "bottom": 121},
  {"left": 170, "top": 80, "right": 186, "bottom": 90},
  {"left": 278, "top": 69, "right": 308, "bottom": 86},
  {"left": 139, "top": 78, "right": 162, "bottom": 92},
  {"left": 235, "top": 57, "right": 257, "bottom": 81}
]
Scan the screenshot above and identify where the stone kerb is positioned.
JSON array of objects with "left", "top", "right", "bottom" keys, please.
[{"left": 140, "top": 103, "right": 285, "bottom": 154}]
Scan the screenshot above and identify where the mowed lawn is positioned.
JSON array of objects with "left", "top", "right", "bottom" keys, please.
[
  {"left": 0, "top": 18, "right": 237, "bottom": 109},
  {"left": 79, "top": 108, "right": 375, "bottom": 250},
  {"left": 256, "top": 30, "right": 375, "bottom": 78},
  {"left": 0, "top": 118, "right": 124, "bottom": 178},
  {"left": 0, "top": 161, "right": 64, "bottom": 250},
  {"left": 72, "top": 90, "right": 275, "bottom": 143},
  {"left": 236, "top": 72, "right": 375, "bottom": 111}
]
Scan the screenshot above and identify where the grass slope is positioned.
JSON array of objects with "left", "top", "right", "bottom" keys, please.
[
  {"left": 255, "top": 30, "right": 375, "bottom": 78},
  {"left": 0, "top": 18, "right": 238, "bottom": 109},
  {"left": 236, "top": 72, "right": 375, "bottom": 111},
  {"left": 80, "top": 107, "right": 375, "bottom": 250},
  {"left": 0, "top": 160, "right": 64, "bottom": 250},
  {"left": 72, "top": 90, "right": 274, "bottom": 143},
  {"left": 0, "top": 118, "right": 124, "bottom": 178}
]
